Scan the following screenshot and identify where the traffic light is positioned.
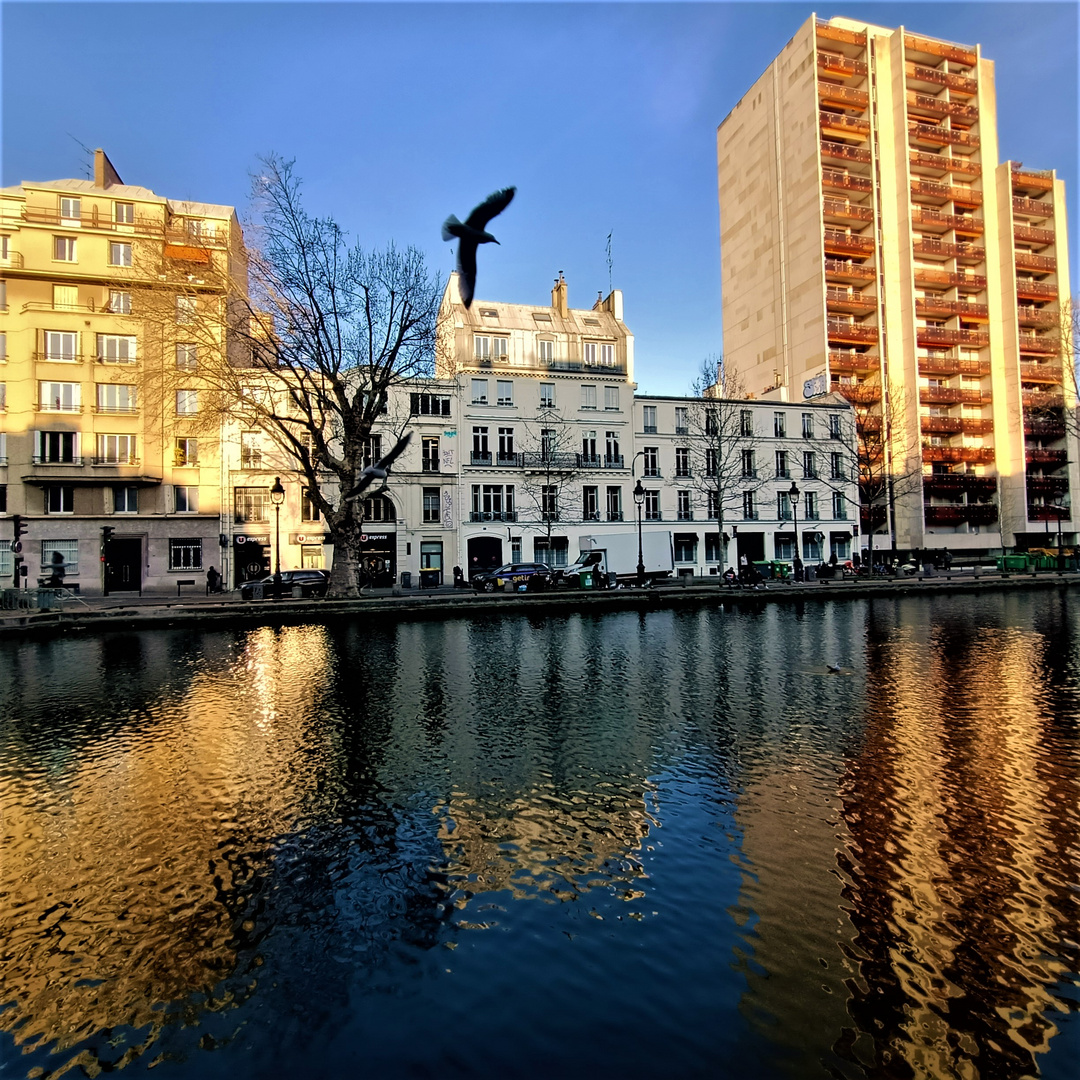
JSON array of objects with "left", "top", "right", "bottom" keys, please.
[
  {"left": 12, "top": 515, "right": 27, "bottom": 541},
  {"left": 102, "top": 526, "right": 115, "bottom": 545}
]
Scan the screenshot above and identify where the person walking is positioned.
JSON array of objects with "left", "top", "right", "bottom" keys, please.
[{"left": 206, "top": 566, "right": 222, "bottom": 594}]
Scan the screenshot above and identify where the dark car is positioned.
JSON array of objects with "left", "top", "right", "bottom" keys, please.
[
  {"left": 471, "top": 562, "right": 552, "bottom": 593},
  {"left": 240, "top": 569, "right": 330, "bottom": 600}
]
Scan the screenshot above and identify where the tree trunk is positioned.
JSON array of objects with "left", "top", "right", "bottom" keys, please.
[{"left": 327, "top": 512, "right": 364, "bottom": 598}]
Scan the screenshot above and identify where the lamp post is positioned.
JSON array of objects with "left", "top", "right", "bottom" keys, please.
[
  {"left": 788, "top": 480, "right": 801, "bottom": 580},
  {"left": 270, "top": 476, "right": 285, "bottom": 599},
  {"left": 634, "top": 478, "right": 646, "bottom": 587}
]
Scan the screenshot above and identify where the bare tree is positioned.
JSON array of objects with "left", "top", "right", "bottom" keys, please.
[{"left": 133, "top": 155, "right": 443, "bottom": 597}]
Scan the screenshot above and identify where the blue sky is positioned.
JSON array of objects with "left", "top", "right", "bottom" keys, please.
[{"left": 3, "top": 1, "right": 1076, "bottom": 395}]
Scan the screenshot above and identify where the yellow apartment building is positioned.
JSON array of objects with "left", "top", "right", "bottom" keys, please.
[
  {"left": 717, "top": 15, "right": 1074, "bottom": 555},
  {"left": 0, "top": 150, "right": 247, "bottom": 594}
]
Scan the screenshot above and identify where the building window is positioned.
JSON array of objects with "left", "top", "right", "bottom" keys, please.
[
  {"left": 775, "top": 450, "right": 789, "bottom": 479},
  {"left": 44, "top": 331, "right": 77, "bottom": 362},
  {"left": 805, "top": 491, "right": 819, "bottom": 520},
  {"left": 539, "top": 383, "right": 555, "bottom": 407},
  {"left": 541, "top": 485, "right": 558, "bottom": 519},
  {"left": 420, "top": 541, "right": 443, "bottom": 577},
  {"left": 703, "top": 410, "right": 717, "bottom": 436},
  {"left": 471, "top": 426, "right": 490, "bottom": 464},
  {"left": 538, "top": 340, "right": 554, "bottom": 364},
  {"left": 174, "top": 486, "right": 200, "bottom": 513},
  {"left": 53, "top": 237, "right": 77, "bottom": 262},
  {"left": 410, "top": 392, "right": 451, "bottom": 416},
  {"left": 830, "top": 452, "right": 845, "bottom": 481},
  {"left": 675, "top": 448, "right": 691, "bottom": 477},
  {"left": 600, "top": 343, "right": 615, "bottom": 367},
  {"left": 109, "top": 242, "right": 132, "bottom": 267},
  {"left": 114, "top": 486, "right": 138, "bottom": 513},
  {"left": 644, "top": 490, "right": 660, "bottom": 521},
  {"left": 470, "top": 484, "right": 515, "bottom": 520},
  {"left": 829, "top": 413, "right": 843, "bottom": 439},
  {"left": 492, "top": 337, "right": 508, "bottom": 362},
  {"left": 604, "top": 385, "right": 619, "bottom": 411},
  {"left": 422, "top": 436, "right": 440, "bottom": 472},
  {"left": 705, "top": 533, "right": 722, "bottom": 563},
  {"left": 677, "top": 490, "right": 693, "bottom": 521},
  {"left": 534, "top": 536, "right": 569, "bottom": 567},
  {"left": 581, "top": 429, "right": 597, "bottom": 464},
  {"left": 803, "top": 451, "right": 816, "bottom": 479},
  {"left": 234, "top": 487, "right": 267, "bottom": 522},
  {"left": 705, "top": 448, "right": 718, "bottom": 477},
  {"left": 497, "top": 427, "right": 515, "bottom": 462},
  {"left": 362, "top": 435, "right": 382, "bottom": 468},
  {"left": 582, "top": 485, "right": 599, "bottom": 521},
  {"left": 114, "top": 202, "right": 135, "bottom": 224},
  {"left": 423, "top": 487, "right": 440, "bottom": 523},
  {"left": 36, "top": 431, "right": 79, "bottom": 463},
  {"left": 675, "top": 407, "right": 688, "bottom": 435},
  {"left": 169, "top": 538, "right": 203, "bottom": 571},
  {"left": 0, "top": 332, "right": 6, "bottom": 361},
  {"left": 362, "top": 494, "right": 396, "bottom": 523},
  {"left": 301, "top": 544, "right": 324, "bottom": 569},
  {"left": 540, "top": 428, "right": 557, "bottom": 459},
  {"left": 643, "top": 405, "right": 657, "bottom": 433},
  {"left": 474, "top": 335, "right": 491, "bottom": 361},
  {"left": 45, "top": 487, "right": 75, "bottom": 514},
  {"left": 301, "top": 487, "right": 320, "bottom": 522},
  {"left": 741, "top": 449, "right": 755, "bottom": 478},
  {"left": 471, "top": 378, "right": 488, "bottom": 405},
  {"left": 581, "top": 384, "right": 597, "bottom": 410},
  {"left": 606, "top": 486, "right": 623, "bottom": 521},
  {"left": 84, "top": 379, "right": 132, "bottom": 414},
  {"left": 176, "top": 295, "right": 197, "bottom": 324},
  {"left": 583, "top": 341, "right": 597, "bottom": 366},
  {"left": 176, "top": 343, "right": 197, "bottom": 370},
  {"left": 60, "top": 197, "right": 81, "bottom": 221},
  {"left": 176, "top": 389, "right": 198, "bottom": 415},
  {"left": 109, "top": 290, "right": 132, "bottom": 314},
  {"left": 41, "top": 538, "right": 78, "bottom": 573},
  {"left": 642, "top": 447, "right": 659, "bottom": 477},
  {"left": 605, "top": 431, "right": 620, "bottom": 465},
  {"left": 174, "top": 438, "right": 198, "bottom": 467},
  {"left": 97, "top": 334, "right": 137, "bottom": 364},
  {"left": 674, "top": 534, "right": 697, "bottom": 562},
  {"left": 237, "top": 432, "right": 262, "bottom": 468},
  {"left": 740, "top": 410, "right": 753, "bottom": 437},
  {"left": 802, "top": 413, "right": 815, "bottom": 439},
  {"left": 96, "top": 434, "right": 136, "bottom": 464},
  {"left": 497, "top": 380, "right": 513, "bottom": 406},
  {"left": 707, "top": 491, "right": 719, "bottom": 519},
  {"left": 773, "top": 411, "right": 786, "bottom": 438},
  {"left": 53, "top": 285, "right": 79, "bottom": 311},
  {"left": 778, "top": 491, "right": 792, "bottom": 521},
  {"left": 743, "top": 491, "right": 756, "bottom": 520},
  {"left": 39, "top": 381, "right": 80, "bottom": 412},
  {"left": 832, "top": 492, "right": 848, "bottom": 519}
]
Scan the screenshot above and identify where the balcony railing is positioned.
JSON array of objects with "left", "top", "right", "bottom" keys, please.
[
  {"left": 923, "top": 504, "right": 998, "bottom": 525},
  {"left": 521, "top": 451, "right": 579, "bottom": 471},
  {"left": 93, "top": 405, "right": 139, "bottom": 415},
  {"left": 1026, "top": 476, "right": 1069, "bottom": 494},
  {"left": 1017, "top": 306, "right": 1057, "bottom": 328},
  {"left": 908, "top": 122, "right": 980, "bottom": 151},
  {"left": 92, "top": 456, "right": 140, "bottom": 466},
  {"left": 910, "top": 178, "right": 982, "bottom": 205},
  {"left": 824, "top": 230, "right": 875, "bottom": 255},
  {"left": 20, "top": 206, "right": 162, "bottom": 235},
  {"left": 33, "top": 351, "right": 85, "bottom": 365},
  {"left": 923, "top": 473, "right": 998, "bottom": 495},
  {"left": 818, "top": 82, "right": 869, "bottom": 109},
  {"left": 828, "top": 319, "right": 879, "bottom": 344},
  {"left": 1011, "top": 168, "right": 1054, "bottom": 192},
  {"left": 32, "top": 455, "right": 84, "bottom": 466},
  {"left": 919, "top": 356, "right": 991, "bottom": 377},
  {"left": 743, "top": 510, "right": 760, "bottom": 521},
  {"left": 1018, "top": 335, "right": 1059, "bottom": 356},
  {"left": 35, "top": 402, "right": 84, "bottom": 413},
  {"left": 1025, "top": 419, "right": 1066, "bottom": 438},
  {"left": 825, "top": 258, "right": 876, "bottom": 281},
  {"left": 904, "top": 34, "right": 977, "bottom": 67},
  {"left": 906, "top": 92, "right": 979, "bottom": 123},
  {"left": 921, "top": 416, "right": 962, "bottom": 433},
  {"left": 821, "top": 140, "right": 872, "bottom": 165},
  {"left": 817, "top": 53, "right": 868, "bottom": 79},
  {"left": 1015, "top": 279, "right": 1058, "bottom": 300},
  {"left": 909, "top": 150, "right": 980, "bottom": 176},
  {"left": 911, "top": 208, "right": 984, "bottom": 234},
  {"left": 915, "top": 299, "right": 988, "bottom": 320},
  {"left": 820, "top": 111, "right": 871, "bottom": 137},
  {"left": 1014, "top": 225, "right": 1055, "bottom": 248},
  {"left": 920, "top": 387, "right": 991, "bottom": 406},
  {"left": 914, "top": 268, "right": 986, "bottom": 292},
  {"left": 836, "top": 383, "right": 881, "bottom": 403},
  {"left": 470, "top": 451, "right": 492, "bottom": 465},
  {"left": 1012, "top": 196, "right": 1053, "bottom": 221},
  {"left": 823, "top": 197, "right": 874, "bottom": 222},
  {"left": 1020, "top": 362, "right": 1062, "bottom": 383},
  {"left": 905, "top": 61, "right": 977, "bottom": 95},
  {"left": 922, "top": 445, "right": 996, "bottom": 464},
  {"left": 1027, "top": 449, "right": 1069, "bottom": 466},
  {"left": 1015, "top": 252, "right": 1057, "bottom": 275},
  {"left": 579, "top": 454, "right": 602, "bottom": 469},
  {"left": 1027, "top": 505, "right": 1071, "bottom": 523},
  {"left": 912, "top": 238, "right": 985, "bottom": 262},
  {"left": 829, "top": 350, "right": 879, "bottom": 372},
  {"left": 469, "top": 511, "right": 517, "bottom": 523},
  {"left": 816, "top": 22, "right": 866, "bottom": 46},
  {"left": 1023, "top": 390, "right": 1064, "bottom": 410},
  {"left": 606, "top": 511, "right": 624, "bottom": 522},
  {"left": 916, "top": 326, "right": 989, "bottom": 347},
  {"left": 603, "top": 455, "right": 624, "bottom": 469},
  {"left": 826, "top": 288, "right": 876, "bottom": 310}
]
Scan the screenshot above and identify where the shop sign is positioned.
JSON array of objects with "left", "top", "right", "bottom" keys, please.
[
  {"left": 291, "top": 533, "right": 331, "bottom": 544},
  {"left": 234, "top": 534, "right": 270, "bottom": 547}
]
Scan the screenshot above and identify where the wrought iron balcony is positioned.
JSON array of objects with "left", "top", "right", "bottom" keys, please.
[
  {"left": 470, "top": 451, "right": 492, "bottom": 466},
  {"left": 603, "top": 455, "right": 624, "bottom": 469}
]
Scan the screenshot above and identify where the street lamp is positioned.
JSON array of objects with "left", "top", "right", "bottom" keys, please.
[
  {"left": 270, "top": 476, "right": 285, "bottom": 599},
  {"left": 788, "top": 480, "right": 801, "bottom": 580},
  {"left": 634, "top": 478, "right": 646, "bottom": 587}
]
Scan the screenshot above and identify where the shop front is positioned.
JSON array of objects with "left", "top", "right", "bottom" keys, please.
[
  {"left": 357, "top": 532, "right": 396, "bottom": 588},
  {"left": 233, "top": 533, "right": 271, "bottom": 588}
]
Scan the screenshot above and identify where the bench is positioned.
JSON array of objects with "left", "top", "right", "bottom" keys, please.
[{"left": 176, "top": 579, "right": 197, "bottom": 596}]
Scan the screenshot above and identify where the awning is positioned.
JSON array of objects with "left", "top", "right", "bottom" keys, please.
[{"left": 22, "top": 473, "right": 161, "bottom": 487}]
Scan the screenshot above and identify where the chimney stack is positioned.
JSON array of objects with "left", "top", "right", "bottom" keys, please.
[
  {"left": 94, "top": 149, "right": 123, "bottom": 189},
  {"left": 551, "top": 271, "right": 568, "bottom": 318}
]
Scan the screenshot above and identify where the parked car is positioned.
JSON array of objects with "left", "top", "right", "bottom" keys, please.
[
  {"left": 240, "top": 569, "right": 330, "bottom": 600},
  {"left": 471, "top": 562, "right": 552, "bottom": 593}
]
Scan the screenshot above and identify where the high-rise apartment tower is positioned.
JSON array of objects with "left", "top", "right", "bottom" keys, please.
[{"left": 717, "top": 14, "right": 1073, "bottom": 553}]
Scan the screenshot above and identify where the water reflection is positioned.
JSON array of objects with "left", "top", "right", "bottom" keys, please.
[{"left": 0, "top": 596, "right": 1077, "bottom": 1078}]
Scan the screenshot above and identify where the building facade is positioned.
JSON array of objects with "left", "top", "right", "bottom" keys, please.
[{"left": 717, "top": 14, "right": 1074, "bottom": 554}]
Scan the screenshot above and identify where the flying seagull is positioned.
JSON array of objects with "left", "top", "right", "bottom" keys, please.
[
  {"left": 442, "top": 187, "right": 516, "bottom": 309},
  {"left": 343, "top": 432, "right": 411, "bottom": 502}
]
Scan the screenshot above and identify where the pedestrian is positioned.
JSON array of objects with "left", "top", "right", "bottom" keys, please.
[
  {"left": 206, "top": 566, "right": 221, "bottom": 594},
  {"left": 453, "top": 565, "right": 465, "bottom": 588},
  {"left": 793, "top": 555, "right": 804, "bottom": 583},
  {"left": 739, "top": 552, "right": 748, "bottom": 585},
  {"left": 47, "top": 550, "right": 66, "bottom": 588}
]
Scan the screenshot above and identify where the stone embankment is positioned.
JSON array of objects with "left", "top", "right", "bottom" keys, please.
[{"left": 1, "top": 571, "right": 1076, "bottom": 640}]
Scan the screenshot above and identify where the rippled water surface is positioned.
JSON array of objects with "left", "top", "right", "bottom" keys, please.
[{"left": 2, "top": 593, "right": 1079, "bottom": 1079}]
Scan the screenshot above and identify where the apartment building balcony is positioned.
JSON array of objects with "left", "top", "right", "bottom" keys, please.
[
  {"left": 827, "top": 319, "right": 879, "bottom": 344},
  {"left": 92, "top": 456, "right": 141, "bottom": 467},
  {"left": 521, "top": 451, "right": 579, "bottom": 471},
  {"left": 19, "top": 206, "right": 161, "bottom": 236},
  {"left": 904, "top": 62, "right": 977, "bottom": 96},
  {"left": 916, "top": 326, "right": 989, "bottom": 348},
  {"left": 824, "top": 229, "right": 875, "bottom": 256},
  {"left": 909, "top": 150, "right": 980, "bottom": 178},
  {"left": 1018, "top": 335, "right": 1059, "bottom": 357},
  {"left": 910, "top": 178, "right": 982, "bottom": 206},
  {"left": 921, "top": 416, "right": 962, "bottom": 434},
  {"left": 494, "top": 453, "right": 524, "bottom": 468},
  {"left": 912, "top": 238, "right": 985, "bottom": 263},
  {"left": 1011, "top": 168, "right": 1054, "bottom": 194},
  {"left": 908, "top": 122, "right": 980, "bottom": 153},
  {"left": 836, "top": 383, "right": 881, "bottom": 403},
  {"left": 1014, "top": 224, "right": 1055, "bottom": 248},
  {"left": 817, "top": 52, "right": 868, "bottom": 79},
  {"left": 1014, "top": 251, "right": 1057, "bottom": 275},
  {"left": 920, "top": 387, "right": 963, "bottom": 405},
  {"left": 1025, "top": 419, "right": 1066, "bottom": 439},
  {"left": 905, "top": 92, "right": 979, "bottom": 123},
  {"left": 469, "top": 511, "right": 517, "bottom": 523},
  {"left": 820, "top": 111, "right": 871, "bottom": 140},
  {"left": 579, "top": 454, "right": 602, "bottom": 469},
  {"left": 914, "top": 268, "right": 986, "bottom": 293},
  {"left": 918, "top": 356, "right": 990, "bottom": 378},
  {"left": 1027, "top": 504, "right": 1071, "bottom": 523},
  {"left": 1020, "top": 362, "right": 1062, "bottom": 384},
  {"left": 1015, "top": 279, "right": 1058, "bottom": 301},
  {"left": 33, "top": 351, "right": 87, "bottom": 365},
  {"left": 904, "top": 34, "right": 977, "bottom": 67},
  {"left": 821, "top": 169, "right": 873, "bottom": 196},
  {"left": 826, "top": 288, "right": 876, "bottom": 314},
  {"left": 922, "top": 444, "right": 995, "bottom": 464},
  {"left": 1027, "top": 449, "right": 1069, "bottom": 466},
  {"left": 911, "top": 208, "right": 984, "bottom": 235},
  {"left": 924, "top": 504, "right": 998, "bottom": 526},
  {"left": 1012, "top": 196, "right": 1053, "bottom": 222},
  {"left": 1023, "top": 390, "right": 1064, "bottom": 410},
  {"left": 31, "top": 455, "right": 85, "bottom": 467},
  {"left": 915, "top": 299, "right": 988, "bottom": 321},
  {"left": 603, "top": 456, "right": 625, "bottom": 469},
  {"left": 821, "top": 141, "right": 872, "bottom": 166},
  {"left": 818, "top": 82, "right": 869, "bottom": 110},
  {"left": 1026, "top": 475, "right": 1069, "bottom": 496},
  {"left": 923, "top": 473, "right": 998, "bottom": 496},
  {"left": 816, "top": 21, "right": 867, "bottom": 47},
  {"left": 34, "top": 402, "right": 84, "bottom": 414},
  {"left": 823, "top": 198, "right": 874, "bottom": 223},
  {"left": 829, "top": 351, "right": 879, "bottom": 374},
  {"left": 825, "top": 258, "right": 876, "bottom": 283},
  {"left": 1017, "top": 306, "right": 1057, "bottom": 329}
]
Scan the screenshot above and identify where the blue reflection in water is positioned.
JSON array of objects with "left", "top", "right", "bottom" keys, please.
[{"left": 1, "top": 593, "right": 1078, "bottom": 1079}]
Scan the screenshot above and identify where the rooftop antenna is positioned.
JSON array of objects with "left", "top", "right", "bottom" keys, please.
[
  {"left": 606, "top": 230, "right": 613, "bottom": 294},
  {"left": 67, "top": 133, "right": 93, "bottom": 180}
]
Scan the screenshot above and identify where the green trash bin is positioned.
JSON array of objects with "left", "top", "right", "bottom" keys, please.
[
  {"left": 998, "top": 554, "right": 1031, "bottom": 571},
  {"left": 578, "top": 570, "right": 594, "bottom": 590}
]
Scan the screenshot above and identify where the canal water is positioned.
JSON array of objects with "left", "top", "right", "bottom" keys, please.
[{"left": 1, "top": 593, "right": 1078, "bottom": 1079}]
